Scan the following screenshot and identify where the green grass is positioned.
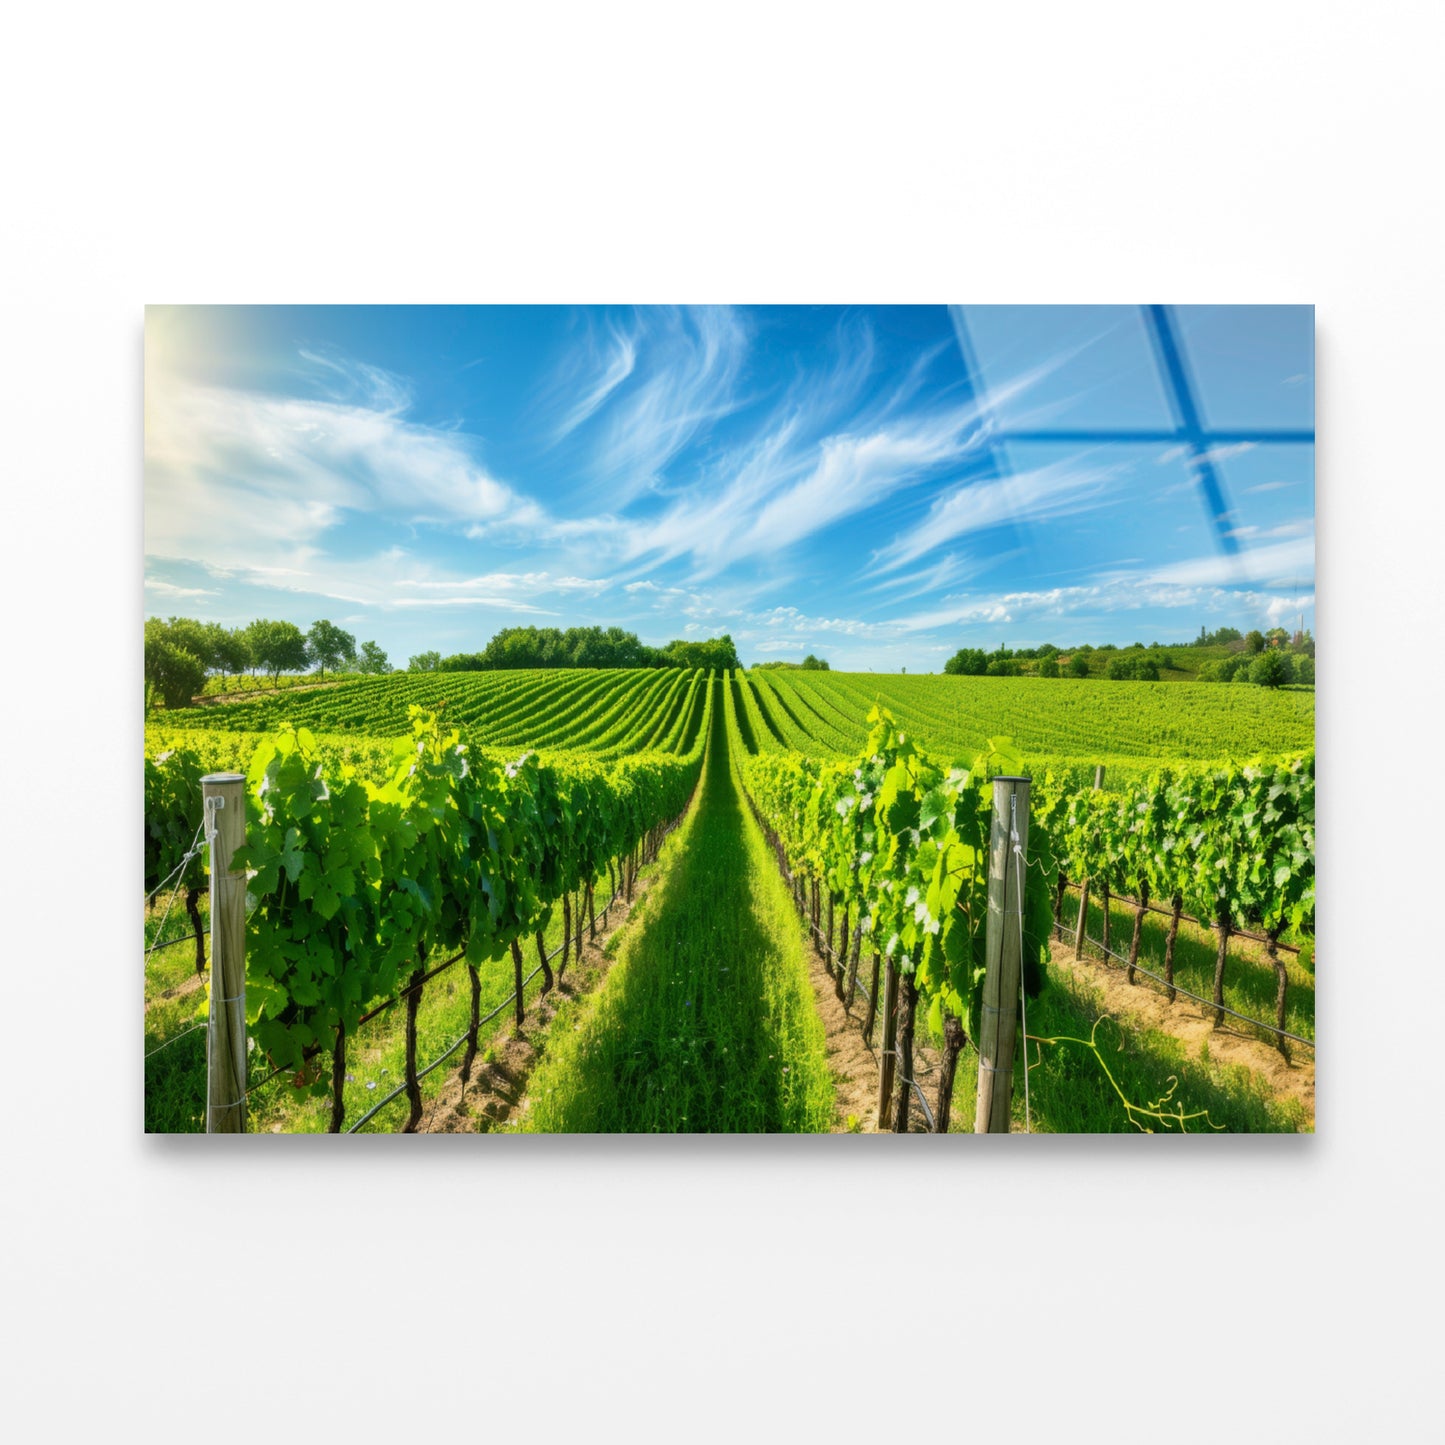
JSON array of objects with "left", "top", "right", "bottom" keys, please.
[
  {"left": 1067, "top": 890, "right": 1315, "bottom": 1043},
  {"left": 915, "top": 965, "right": 1309, "bottom": 1133},
  {"left": 521, "top": 682, "right": 834, "bottom": 1132},
  {"left": 143, "top": 868, "right": 616, "bottom": 1133}
]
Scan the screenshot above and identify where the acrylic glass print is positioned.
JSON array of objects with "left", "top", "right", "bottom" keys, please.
[{"left": 143, "top": 305, "right": 1315, "bottom": 1134}]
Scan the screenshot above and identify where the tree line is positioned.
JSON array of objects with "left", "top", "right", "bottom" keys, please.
[
  {"left": 409, "top": 626, "right": 741, "bottom": 675},
  {"left": 144, "top": 616, "right": 391, "bottom": 709},
  {"left": 943, "top": 626, "right": 1315, "bottom": 688}
]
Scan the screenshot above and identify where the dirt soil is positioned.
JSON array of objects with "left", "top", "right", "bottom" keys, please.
[
  {"left": 1057, "top": 940, "right": 1315, "bottom": 1125},
  {"left": 799, "top": 927, "right": 886, "bottom": 1132},
  {"left": 418, "top": 871, "right": 661, "bottom": 1132}
]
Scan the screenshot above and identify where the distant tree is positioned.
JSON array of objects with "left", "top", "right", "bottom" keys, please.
[
  {"left": 246, "top": 619, "right": 310, "bottom": 686},
  {"left": 800, "top": 654, "right": 830, "bottom": 671},
  {"left": 1037, "top": 657, "right": 1060, "bottom": 678},
  {"left": 307, "top": 619, "right": 357, "bottom": 678},
  {"left": 206, "top": 624, "right": 252, "bottom": 685},
  {"left": 1199, "top": 625, "right": 1243, "bottom": 646},
  {"left": 356, "top": 640, "right": 391, "bottom": 674},
  {"left": 1250, "top": 650, "right": 1294, "bottom": 688},
  {"left": 944, "top": 648, "right": 988, "bottom": 676},
  {"left": 1295, "top": 656, "right": 1315, "bottom": 684},
  {"left": 1265, "top": 626, "right": 1290, "bottom": 649},
  {"left": 985, "top": 658, "right": 1020, "bottom": 677},
  {"left": 662, "top": 634, "right": 741, "bottom": 672},
  {"left": 1245, "top": 629, "right": 1266, "bottom": 655},
  {"left": 1067, "top": 654, "right": 1091, "bottom": 678},
  {"left": 144, "top": 618, "right": 208, "bottom": 709},
  {"left": 1106, "top": 655, "right": 1132, "bottom": 680},
  {"left": 1157, "top": 651, "right": 1174, "bottom": 671},
  {"left": 409, "top": 650, "right": 442, "bottom": 672}
]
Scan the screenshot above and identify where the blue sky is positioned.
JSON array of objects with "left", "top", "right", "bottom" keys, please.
[{"left": 144, "top": 304, "right": 1314, "bottom": 670}]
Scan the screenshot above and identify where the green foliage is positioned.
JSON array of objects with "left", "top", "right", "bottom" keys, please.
[
  {"left": 729, "top": 670, "right": 1314, "bottom": 786},
  {"left": 1198, "top": 625, "right": 1243, "bottom": 646},
  {"left": 307, "top": 619, "right": 356, "bottom": 677},
  {"left": 153, "top": 666, "right": 712, "bottom": 765},
  {"left": 354, "top": 640, "right": 392, "bottom": 674},
  {"left": 150, "top": 687, "right": 713, "bottom": 1082},
  {"left": 742, "top": 705, "right": 1056, "bottom": 1042},
  {"left": 662, "top": 635, "right": 741, "bottom": 672},
  {"left": 408, "top": 650, "right": 442, "bottom": 672},
  {"left": 1106, "top": 654, "right": 1159, "bottom": 681},
  {"left": 144, "top": 629, "right": 208, "bottom": 710},
  {"left": 246, "top": 619, "right": 311, "bottom": 683},
  {"left": 800, "top": 653, "right": 830, "bottom": 671},
  {"left": 944, "top": 648, "right": 987, "bottom": 676},
  {"left": 524, "top": 685, "right": 833, "bottom": 1133},
  {"left": 1249, "top": 649, "right": 1294, "bottom": 688},
  {"left": 1041, "top": 754, "right": 1314, "bottom": 936},
  {"left": 434, "top": 625, "right": 740, "bottom": 673},
  {"left": 1067, "top": 654, "right": 1091, "bottom": 678},
  {"left": 144, "top": 746, "right": 208, "bottom": 894}
]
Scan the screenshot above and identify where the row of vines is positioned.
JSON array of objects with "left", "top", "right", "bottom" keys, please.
[
  {"left": 735, "top": 690, "right": 1057, "bottom": 1133},
  {"left": 1038, "top": 754, "right": 1315, "bottom": 1052},
  {"left": 145, "top": 678, "right": 714, "bottom": 1129}
]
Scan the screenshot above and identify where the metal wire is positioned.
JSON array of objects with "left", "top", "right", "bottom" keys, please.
[
  {"left": 144, "top": 821, "right": 206, "bottom": 967},
  {"left": 145, "top": 929, "right": 203, "bottom": 955},
  {"left": 1058, "top": 878, "right": 1305, "bottom": 955},
  {"left": 1058, "top": 920, "right": 1315, "bottom": 1049},
  {"left": 342, "top": 872, "right": 637, "bottom": 1131},
  {"left": 145, "top": 1023, "right": 207, "bottom": 1060}
]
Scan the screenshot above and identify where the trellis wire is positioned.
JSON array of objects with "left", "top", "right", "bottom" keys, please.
[
  {"left": 144, "top": 820, "right": 206, "bottom": 967},
  {"left": 1059, "top": 877, "right": 1305, "bottom": 955},
  {"left": 1059, "top": 918, "right": 1315, "bottom": 1050},
  {"left": 341, "top": 834, "right": 661, "bottom": 1133}
]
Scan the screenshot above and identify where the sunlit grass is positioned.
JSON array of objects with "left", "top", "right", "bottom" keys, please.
[{"left": 522, "top": 686, "right": 833, "bottom": 1132}]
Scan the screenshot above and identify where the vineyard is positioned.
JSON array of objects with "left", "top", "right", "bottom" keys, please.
[{"left": 145, "top": 667, "right": 1314, "bottom": 1133}]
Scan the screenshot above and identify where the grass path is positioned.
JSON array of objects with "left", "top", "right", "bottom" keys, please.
[{"left": 521, "top": 680, "right": 833, "bottom": 1132}]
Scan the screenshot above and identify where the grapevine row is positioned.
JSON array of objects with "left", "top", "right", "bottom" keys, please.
[
  {"left": 731, "top": 677, "right": 1057, "bottom": 1133},
  {"left": 146, "top": 677, "right": 715, "bottom": 1128}
]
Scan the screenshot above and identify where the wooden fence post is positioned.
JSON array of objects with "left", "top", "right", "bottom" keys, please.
[
  {"left": 202, "top": 772, "right": 247, "bottom": 1135},
  {"left": 876, "top": 961, "right": 899, "bottom": 1129},
  {"left": 975, "top": 776, "right": 1032, "bottom": 1135},
  {"left": 1072, "top": 765, "right": 1104, "bottom": 959}
]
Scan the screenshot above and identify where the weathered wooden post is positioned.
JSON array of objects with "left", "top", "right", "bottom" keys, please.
[
  {"left": 876, "top": 961, "right": 899, "bottom": 1129},
  {"left": 1072, "top": 765, "right": 1104, "bottom": 959},
  {"left": 975, "top": 776, "right": 1032, "bottom": 1134},
  {"left": 202, "top": 772, "right": 247, "bottom": 1135}
]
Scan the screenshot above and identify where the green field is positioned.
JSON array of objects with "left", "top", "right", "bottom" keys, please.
[
  {"left": 145, "top": 666, "right": 1314, "bottom": 1134},
  {"left": 153, "top": 666, "right": 1312, "bottom": 777}
]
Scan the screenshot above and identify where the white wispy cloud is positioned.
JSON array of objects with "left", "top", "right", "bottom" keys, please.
[
  {"left": 548, "top": 322, "right": 638, "bottom": 441},
  {"left": 617, "top": 392, "right": 1020, "bottom": 577},
  {"left": 1157, "top": 441, "right": 1256, "bottom": 467},
  {"left": 397, "top": 571, "right": 608, "bottom": 596},
  {"left": 145, "top": 577, "right": 218, "bottom": 599},
  {"left": 1140, "top": 535, "right": 1314, "bottom": 589},
  {"left": 147, "top": 370, "right": 545, "bottom": 570},
  {"left": 747, "top": 605, "right": 890, "bottom": 639},
  {"left": 565, "top": 306, "right": 750, "bottom": 503},
  {"left": 869, "top": 460, "right": 1121, "bottom": 575},
  {"left": 391, "top": 597, "right": 558, "bottom": 612}
]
